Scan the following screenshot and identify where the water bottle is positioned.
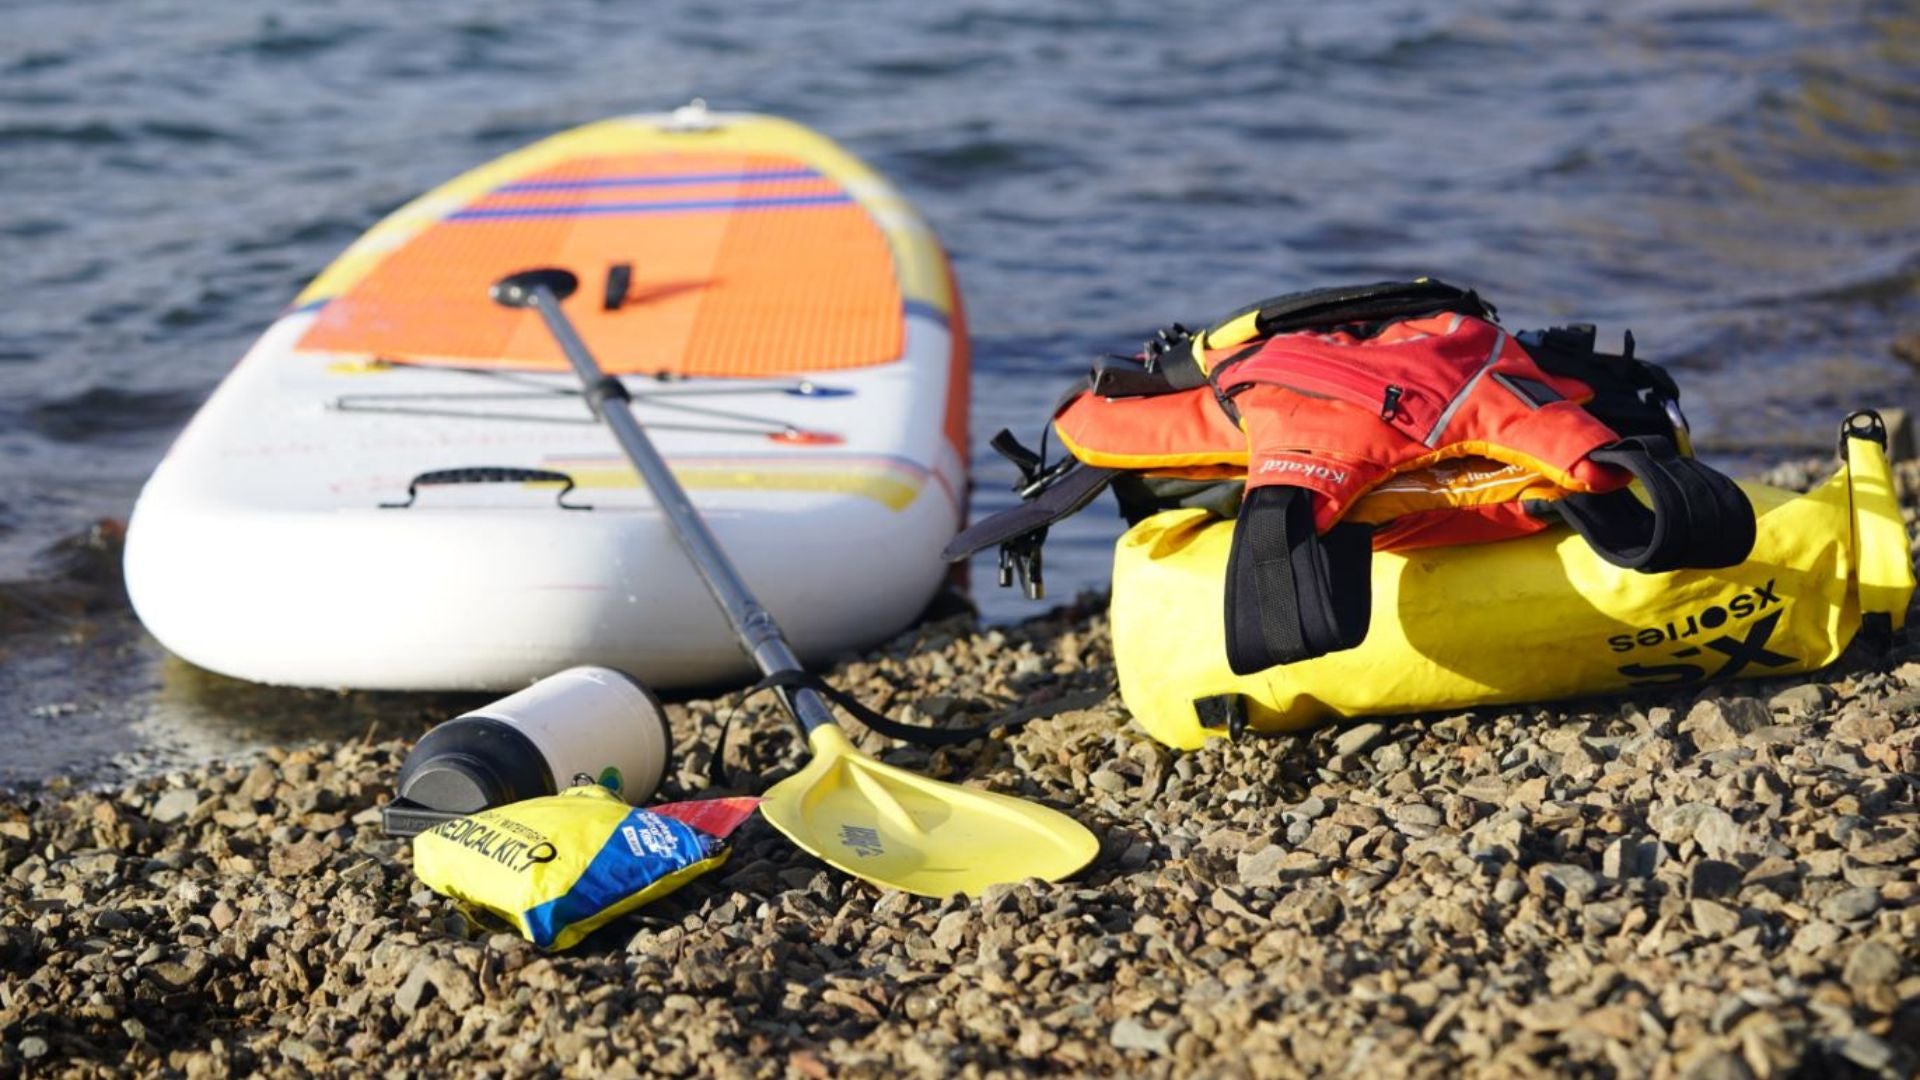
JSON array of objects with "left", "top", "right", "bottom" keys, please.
[{"left": 385, "top": 666, "right": 671, "bottom": 835}]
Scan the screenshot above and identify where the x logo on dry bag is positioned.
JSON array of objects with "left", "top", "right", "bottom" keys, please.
[
  {"left": 1618, "top": 610, "right": 1797, "bottom": 686},
  {"left": 1698, "top": 610, "right": 1795, "bottom": 679}
]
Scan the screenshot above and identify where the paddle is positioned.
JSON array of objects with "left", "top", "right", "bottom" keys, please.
[{"left": 489, "top": 269, "right": 1099, "bottom": 897}]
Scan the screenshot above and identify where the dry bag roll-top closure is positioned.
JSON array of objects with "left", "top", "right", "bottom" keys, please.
[{"left": 945, "top": 279, "right": 1759, "bottom": 675}]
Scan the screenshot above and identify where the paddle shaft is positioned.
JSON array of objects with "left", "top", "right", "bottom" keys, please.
[{"left": 523, "top": 285, "right": 839, "bottom": 736}]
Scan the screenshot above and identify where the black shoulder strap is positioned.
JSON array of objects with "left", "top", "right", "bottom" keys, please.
[
  {"left": 1223, "top": 486, "right": 1375, "bottom": 675},
  {"left": 1554, "top": 436, "right": 1755, "bottom": 572}
]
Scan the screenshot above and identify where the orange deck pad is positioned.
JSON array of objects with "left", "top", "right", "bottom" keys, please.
[{"left": 297, "top": 153, "right": 904, "bottom": 377}]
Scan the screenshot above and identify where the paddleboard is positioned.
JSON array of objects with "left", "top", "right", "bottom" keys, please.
[{"left": 125, "top": 105, "right": 969, "bottom": 691}]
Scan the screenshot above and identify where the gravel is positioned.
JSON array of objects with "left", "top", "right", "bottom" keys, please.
[{"left": 0, "top": 457, "right": 1915, "bottom": 1077}]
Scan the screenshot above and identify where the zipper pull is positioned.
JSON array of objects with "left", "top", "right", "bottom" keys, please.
[{"left": 1380, "top": 385, "right": 1405, "bottom": 421}]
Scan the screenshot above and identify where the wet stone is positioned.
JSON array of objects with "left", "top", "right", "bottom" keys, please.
[
  {"left": 1842, "top": 941, "right": 1902, "bottom": 1011},
  {"left": 1680, "top": 698, "right": 1769, "bottom": 753},
  {"left": 1820, "top": 887, "right": 1881, "bottom": 923},
  {"left": 1768, "top": 684, "right": 1832, "bottom": 717},
  {"left": 1388, "top": 803, "right": 1441, "bottom": 831},
  {"left": 1111, "top": 1017, "right": 1172, "bottom": 1055},
  {"left": 1692, "top": 810, "right": 1743, "bottom": 860},
  {"left": 1685, "top": 1050, "right": 1755, "bottom": 1080},
  {"left": 1838, "top": 1032, "right": 1897, "bottom": 1073},
  {"left": 1689, "top": 899, "right": 1740, "bottom": 938},
  {"left": 1603, "top": 837, "right": 1662, "bottom": 879},
  {"left": 1332, "top": 723, "right": 1387, "bottom": 758},
  {"left": 1237, "top": 845, "right": 1289, "bottom": 889},
  {"left": 268, "top": 837, "right": 331, "bottom": 878},
  {"left": 145, "top": 950, "right": 211, "bottom": 991},
  {"left": 149, "top": 788, "right": 201, "bottom": 824},
  {"left": 393, "top": 965, "right": 437, "bottom": 1016},
  {"left": 1793, "top": 922, "right": 1843, "bottom": 954},
  {"left": 1688, "top": 860, "right": 1744, "bottom": 900},
  {"left": 1531, "top": 864, "right": 1601, "bottom": 903},
  {"left": 1290, "top": 796, "right": 1329, "bottom": 822},
  {"left": 1743, "top": 856, "right": 1800, "bottom": 894},
  {"left": 1371, "top": 742, "right": 1409, "bottom": 774},
  {"left": 931, "top": 911, "right": 970, "bottom": 953}
]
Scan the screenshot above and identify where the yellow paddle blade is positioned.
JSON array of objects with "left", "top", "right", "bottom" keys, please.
[{"left": 757, "top": 726, "right": 1099, "bottom": 897}]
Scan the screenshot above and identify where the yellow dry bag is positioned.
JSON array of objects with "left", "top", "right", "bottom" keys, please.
[{"left": 1112, "top": 412, "right": 1914, "bottom": 749}]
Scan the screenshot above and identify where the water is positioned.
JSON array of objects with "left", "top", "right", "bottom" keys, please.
[{"left": 3, "top": 0, "right": 1917, "bottom": 781}]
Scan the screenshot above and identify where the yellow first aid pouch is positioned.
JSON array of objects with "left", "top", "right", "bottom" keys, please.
[
  {"left": 1112, "top": 413, "right": 1914, "bottom": 749},
  {"left": 412, "top": 785, "right": 755, "bottom": 951}
]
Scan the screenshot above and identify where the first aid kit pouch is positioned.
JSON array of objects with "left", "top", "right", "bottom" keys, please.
[{"left": 411, "top": 784, "right": 757, "bottom": 950}]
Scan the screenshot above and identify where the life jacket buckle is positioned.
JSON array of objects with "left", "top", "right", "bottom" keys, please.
[
  {"left": 998, "top": 534, "right": 1045, "bottom": 600},
  {"left": 1015, "top": 456, "right": 1079, "bottom": 500},
  {"left": 1661, "top": 397, "right": 1694, "bottom": 456},
  {"left": 1142, "top": 324, "right": 1193, "bottom": 374}
]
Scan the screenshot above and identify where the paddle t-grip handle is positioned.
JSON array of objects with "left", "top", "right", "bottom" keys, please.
[{"left": 491, "top": 270, "right": 840, "bottom": 737}]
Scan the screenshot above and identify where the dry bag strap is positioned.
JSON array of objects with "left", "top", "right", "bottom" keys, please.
[
  {"left": 1555, "top": 436, "right": 1756, "bottom": 572},
  {"left": 1223, "top": 486, "right": 1375, "bottom": 675},
  {"left": 1840, "top": 410, "right": 1914, "bottom": 640}
]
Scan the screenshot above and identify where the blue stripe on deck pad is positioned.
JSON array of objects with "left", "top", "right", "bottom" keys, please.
[
  {"left": 497, "top": 169, "right": 821, "bottom": 193},
  {"left": 449, "top": 193, "right": 855, "bottom": 221}
]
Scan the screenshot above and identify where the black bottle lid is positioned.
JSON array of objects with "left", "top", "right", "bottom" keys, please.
[{"left": 395, "top": 716, "right": 555, "bottom": 814}]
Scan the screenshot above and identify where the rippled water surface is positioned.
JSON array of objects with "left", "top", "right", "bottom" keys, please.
[{"left": 3, "top": 0, "right": 1917, "bottom": 779}]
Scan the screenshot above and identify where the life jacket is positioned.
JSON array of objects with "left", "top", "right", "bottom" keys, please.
[{"left": 946, "top": 279, "right": 1757, "bottom": 673}]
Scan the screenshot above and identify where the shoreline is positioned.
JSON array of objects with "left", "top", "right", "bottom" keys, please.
[{"left": 1, "top": 456, "right": 1916, "bottom": 1076}]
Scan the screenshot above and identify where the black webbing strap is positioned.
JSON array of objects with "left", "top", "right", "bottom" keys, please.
[
  {"left": 940, "top": 463, "right": 1119, "bottom": 562},
  {"left": 1554, "top": 436, "right": 1755, "bottom": 572},
  {"left": 743, "top": 670, "right": 1114, "bottom": 748},
  {"left": 1223, "top": 486, "right": 1375, "bottom": 675},
  {"left": 1147, "top": 335, "right": 1210, "bottom": 391},
  {"left": 987, "top": 428, "right": 1044, "bottom": 478}
]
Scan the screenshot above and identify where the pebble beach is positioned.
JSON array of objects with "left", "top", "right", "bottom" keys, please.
[{"left": 1, "top": 456, "right": 1916, "bottom": 1078}]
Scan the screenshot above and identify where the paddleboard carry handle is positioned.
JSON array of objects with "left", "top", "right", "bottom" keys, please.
[{"left": 380, "top": 466, "right": 591, "bottom": 510}]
